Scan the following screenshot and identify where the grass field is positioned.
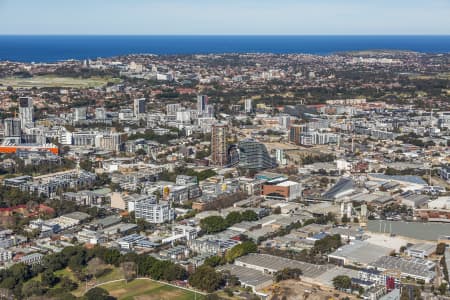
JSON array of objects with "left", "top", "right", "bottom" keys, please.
[
  {"left": 71, "top": 266, "right": 125, "bottom": 297},
  {"left": 0, "top": 75, "right": 120, "bottom": 88},
  {"left": 100, "top": 279, "right": 205, "bottom": 300},
  {"left": 27, "top": 266, "right": 126, "bottom": 297}
]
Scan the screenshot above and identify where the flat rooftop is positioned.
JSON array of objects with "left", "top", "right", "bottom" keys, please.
[
  {"left": 315, "top": 266, "right": 360, "bottom": 287},
  {"left": 329, "top": 241, "right": 393, "bottom": 265},
  {"left": 218, "top": 264, "right": 273, "bottom": 288},
  {"left": 62, "top": 211, "right": 90, "bottom": 221},
  {"left": 277, "top": 180, "right": 300, "bottom": 187},
  {"left": 236, "top": 253, "right": 331, "bottom": 278},
  {"left": 369, "top": 256, "right": 435, "bottom": 279}
]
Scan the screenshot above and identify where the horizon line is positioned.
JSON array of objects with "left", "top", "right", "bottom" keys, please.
[{"left": 1, "top": 34, "right": 449, "bottom": 37}]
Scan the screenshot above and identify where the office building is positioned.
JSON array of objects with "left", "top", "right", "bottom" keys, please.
[
  {"left": 95, "top": 107, "right": 106, "bottom": 120},
  {"left": 176, "top": 111, "right": 191, "bottom": 123},
  {"left": 166, "top": 103, "right": 181, "bottom": 115},
  {"left": 300, "top": 132, "right": 340, "bottom": 146},
  {"left": 72, "top": 132, "right": 95, "bottom": 146},
  {"left": 238, "top": 139, "right": 277, "bottom": 171},
  {"left": 197, "top": 95, "right": 208, "bottom": 114},
  {"left": 133, "top": 98, "right": 146, "bottom": 116},
  {"left": 73, "top": 107, "right": 87, "bottom": 122},
  {"left": 3, "top": 118, "right": 21, "bottom": 138},
  {"left": 95, "top": 133, "right": 124, "bottom": 152},
  {"left": 289, "top": 124, "right": 306, "bottom": 145},
  {"left": 133, "top": 195, "right": 175, "bottom": 224},
  {"left": 19, "top": 97, "right": 33, "bottom": 129},
  {"left": 205, "top": 104, "right": 214, "bottom": 118},
  {"left": 278, "top": 115, "right": 291, "bottom": 129},
  {"left": 244, "top": 99, "right": 253, "bottom": 113},
  {"left": 211, "top": 123, "right": 228, "bottom": 166},
  {"left": 4, "top": 169, "right": 96, "bottom": 198}
]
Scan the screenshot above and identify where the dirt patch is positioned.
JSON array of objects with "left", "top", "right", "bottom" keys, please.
[
  {"left": 134, "top": 290, "right": 183, "bottom": 300},
  {"left": 109, "top": 288, "right": 127, "bottom": 298},
  {"left": 267, "top": 280, "right": 357, "bottom": 300}
]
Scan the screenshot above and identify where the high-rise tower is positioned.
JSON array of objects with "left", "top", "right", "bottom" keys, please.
[
  {"left": 197, "top": 95, "right": 208, "bottom": 115},
  {"left": 211, "top": 123, "right": 228, "bottom": 166},
  {"left": 19, "top": 97, "right": 33, "bottom": 129},
  {"left": 3, "top": 118, "right": 21, "bottom": 138},
  {"left": 134, "top": 98, "right": 146, "bottom": 117}
]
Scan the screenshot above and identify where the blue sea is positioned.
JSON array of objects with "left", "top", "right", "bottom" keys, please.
[{"left": 0, "top": 35, "right": 449, "bottom": 63}]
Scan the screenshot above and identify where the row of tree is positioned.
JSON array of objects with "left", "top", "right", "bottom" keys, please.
[
  {"left": 200, "top": 210, "right": 259, "bottom": 234},
  {"left": 159, "top": 166, "right": 217, "bottom": 182},
  {"left": 0, "top": 243, "right": 241, "bottom": 299},
  {"left": 332, "top": 275, "right": 363, "bottom": 295},
  {"left": 127, "top": 129, "right": 179, "bottom": 145}
]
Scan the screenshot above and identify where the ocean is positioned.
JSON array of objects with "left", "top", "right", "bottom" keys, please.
[{"left": 0, "top": 35, "right": 449, "bottom": 63}]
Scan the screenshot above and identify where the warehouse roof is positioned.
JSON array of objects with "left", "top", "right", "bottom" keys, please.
[
  {"left": 218, "top": 264, "right": 273, "bottom": 288},
  {"left": 235, "top": 253, "right": 331, "bottom": 278},
  {"left": 322, "top": 177, "right": 355, "bottom": 199},
  {"left": 369, "top": 256, "right": 435, "bottom": 280},
  {"left": 368, "top": 173, "right": 427, "bottom": 186},
  {"left": 328, "top": 241, "right": 393, "bottom": 265}
]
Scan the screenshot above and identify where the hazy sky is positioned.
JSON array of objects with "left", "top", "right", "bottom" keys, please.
[{"left": 0, "top": 0, "right": 449, "bottom": 35}]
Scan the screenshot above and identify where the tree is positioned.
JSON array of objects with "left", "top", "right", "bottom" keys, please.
[
  {"left": 85, "top": 287, "right": 115, "bottom": 300},
  {"left": 121, "top": 261, "right": 136, "bottom": 282},
  {"left": 0, "top": 277, "right": 15, "bottom": 290},
  {"left": 225, "top": 241, "right": 257, "bottom": 263},
  {"left": 439, "top": 283, "right": 447, "bottom": 295},
  {"left": 99, "top": 248, "right": 121, "bottom": 266},
  {"left": 79, "top": 159, "right": 93, "bottom": 172},
  {"left": 312, "top": 234, "right": 342, "bottom": 255},
  {"left": 224, "top": 287, "right": 233, "bottom": 297},
  {"left": 205, "top": 294, "right": 220, "bottom": 300},
  {"left": 242, "top": 210, "right": 258, "bottom": 221},
  {"left": 436, "top": 243, "right": 446, "bottom": 255},
  {"left": 221, "top": 270, "right": 240, "bottom": 287},
  {"left": 41, "top": 270, "right": 58, "bottom": 287},
  {"left": 189, "top": 265, "right": 223, "bottom": 293},
  {"left": 225, "top": 211, "right": 242, "bottom": 225},
  {"left": 200, "top": 216, "right": 228, "bottom": 234},
  {"left": 149, "top": 260, "right": 185, "bottom": 281},
  {"left": 60, "top": 276, "right": 78, "bottom": 291},
  {"left": 87, "top": 257, "right": 106, "bottom": 278},
  {"left": 204, "top": 256, "right": 224, "bottom": 268},
  {"left": 68, "top": 252, "right": 86, "bottom": 273},
  {"left": 9, "top": 263, "right": 32, "bottom": 283},
  {"left": 163, "top": 263, "right": 188, "bottom": 282},
  {"left": 21, "top": 280, "right": 46, "bottom": 297},
  {"left": 332, "top": 275, "right": 352, "bottom": 290},
  {"left": 136, "top": 255, "right": 157, "bottom": 276},
  {"left": 274, "top": 268, "right": 303, "bottom": 282},
  {"left": 442, "top": 256, "right": 449, "bottom": 282},
  {"left": 149, "top": 260, "right": 167, "bottom": 280}
]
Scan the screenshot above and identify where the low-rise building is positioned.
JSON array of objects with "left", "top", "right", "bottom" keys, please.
[
  {"left": 262, "top": 180, "right": 302, "bottom": 201},
  {"left": 368, "top": 256, "right": 435, "bottom": 283},
  {"left": 132, "top": 195, "right": 174, "bottom": 224},
  {"left": 405, "top": 243, "right": 435, "bottom": 259},
  {"left": 20, "top": 253, "right": 44, "bottom": 265}
]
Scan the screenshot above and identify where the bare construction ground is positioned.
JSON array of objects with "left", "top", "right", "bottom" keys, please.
[{"left": 266, "top": 280, "right": 357, "bottom": 300}]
